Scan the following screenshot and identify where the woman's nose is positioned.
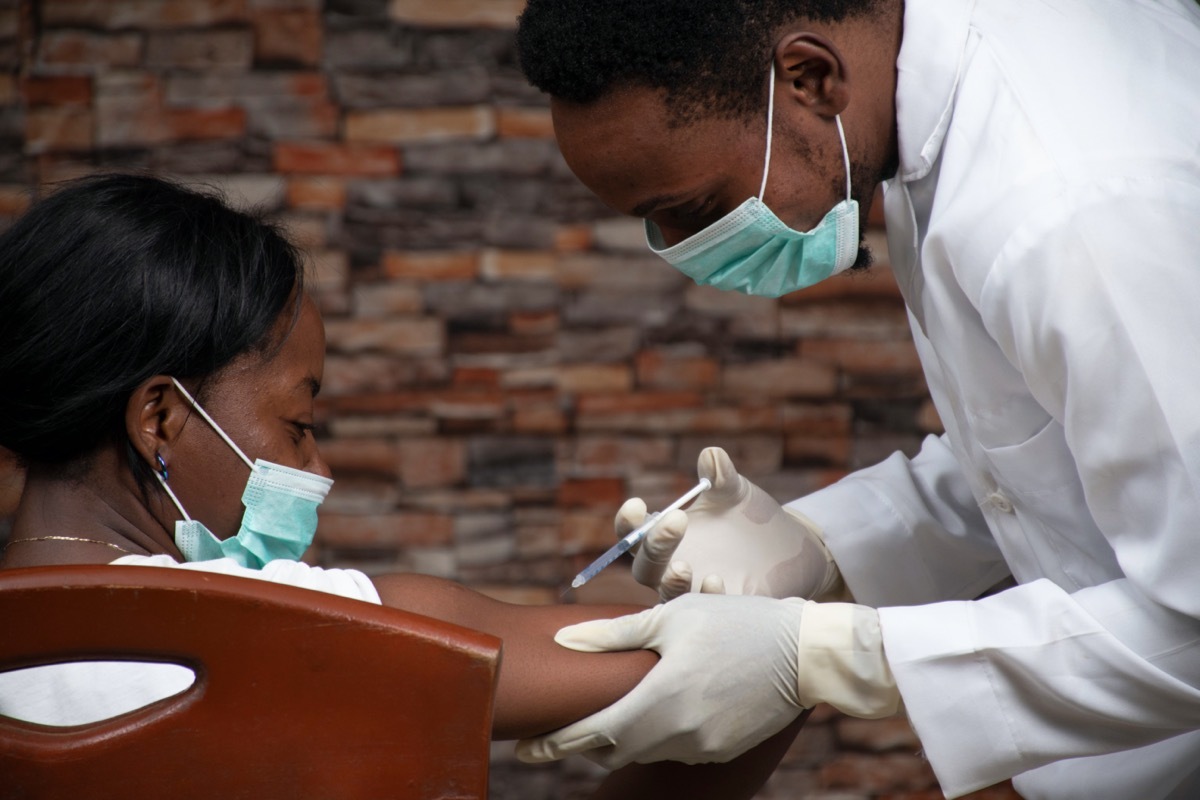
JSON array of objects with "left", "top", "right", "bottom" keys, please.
[{"left": 307, "top": 443, "right": 333, "bottom": 480}]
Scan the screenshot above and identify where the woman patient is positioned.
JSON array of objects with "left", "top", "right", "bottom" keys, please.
[{"left": 0, "top": 174, "right": 802, "bottom": 798}]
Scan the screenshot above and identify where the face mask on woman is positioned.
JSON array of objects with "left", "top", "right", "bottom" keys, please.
[{"left": 154, "top": 378, "right": 333, "bottom": 569}]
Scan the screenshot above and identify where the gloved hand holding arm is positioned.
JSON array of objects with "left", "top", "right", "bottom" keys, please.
[
  {"left": 373, "top": 571, "right": 805, "bottom": 798},
  {"left": 626, "top": 446, "right": 845, "bottom": 601},
  {"left": 516, "top": 592, "right": 900, "bottom": 769}
]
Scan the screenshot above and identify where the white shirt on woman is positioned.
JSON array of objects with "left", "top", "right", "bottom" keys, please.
[{"left": 0, "top": 556, "right": 379, "bottom": 727}]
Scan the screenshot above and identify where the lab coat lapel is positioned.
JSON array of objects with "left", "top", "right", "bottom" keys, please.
[
  {"left": 886, "top": 0, "right": 977, "bottom": 335},
  {"left": 882, "top": 177, "right": 927, "bottom": 336}
]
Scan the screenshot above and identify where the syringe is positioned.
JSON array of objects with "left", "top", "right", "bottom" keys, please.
[{"left": 568, "top": 477, "right": 712, "bottom": 591}]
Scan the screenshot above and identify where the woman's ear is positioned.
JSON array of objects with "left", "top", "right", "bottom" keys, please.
[
  {"left": 125, "top": 376, "right": 190, "bottom": 470},
  {"left": 774, "top": 32, "right": 850, "bottom": 117}
]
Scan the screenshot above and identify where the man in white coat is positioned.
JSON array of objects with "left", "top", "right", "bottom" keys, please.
[{"left": 513, "top": 0, "right": 1200, "bottom": 796}]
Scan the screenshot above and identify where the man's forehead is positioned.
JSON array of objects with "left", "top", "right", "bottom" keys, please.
[
  {"left": 552, "top": 88, "right": 750, "bottom": 167},
  {"left": 551, "top": 89, "right": 760, "bottom": 215},
  {"left": 551, "top": 87, "right": 670, "bottom": 140}
]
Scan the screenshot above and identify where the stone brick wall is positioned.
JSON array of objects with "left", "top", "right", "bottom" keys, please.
[{"left": 0, "top": 2, "right": 1020, "bottom": 798}]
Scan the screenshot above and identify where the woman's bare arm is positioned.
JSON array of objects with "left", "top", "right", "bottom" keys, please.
[
  {"left": 373, "top": 572, "right": 658, "bottom": 738},
  {"left": 372, "top": 572, "right": 804, "bottom": 800}
]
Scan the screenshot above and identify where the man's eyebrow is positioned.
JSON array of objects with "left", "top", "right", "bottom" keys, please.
[{"left": 632, "top": 192, "right": 690, "bottom": 217}]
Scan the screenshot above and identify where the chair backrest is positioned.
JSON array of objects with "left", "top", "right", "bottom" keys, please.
[{"left": 0, "top": 564, "right": 502, "bottom": 800}]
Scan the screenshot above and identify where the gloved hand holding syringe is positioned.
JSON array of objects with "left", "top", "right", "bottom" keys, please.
[{"left": 569, "top": 478, "right": 712, "bottom": 590}]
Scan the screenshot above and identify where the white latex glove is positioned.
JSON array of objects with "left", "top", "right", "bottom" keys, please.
[
  {"left": 624, "top": 446, "right": 844, "bottom": 601},
  {"left": 621, "top": 508, "right": 729, "bottom": 596},
  {"left": 515, "top": 594, "right": 900, "bottom": 769}
]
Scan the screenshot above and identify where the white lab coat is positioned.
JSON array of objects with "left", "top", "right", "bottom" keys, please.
[{"left": 788, "top": 0, "right": 1200, "bottom": 797}]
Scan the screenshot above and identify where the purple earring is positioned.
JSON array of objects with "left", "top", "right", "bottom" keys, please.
[{"left": 155, "top": 453, "right": 169, "bottom": 481}]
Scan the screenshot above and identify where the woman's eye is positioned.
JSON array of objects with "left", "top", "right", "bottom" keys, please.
[{"left": 291, "top": 421, "right": 316, "bottom": 440}]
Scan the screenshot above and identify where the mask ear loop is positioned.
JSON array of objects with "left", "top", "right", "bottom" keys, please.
[
  {"left": 169, "top": 377, "right": 256, "bottom": 472},
  {"left": 834, "top": 114, "right": 852, "bottom": 202},
  {"left": 153, "top": 453, "right": 194, "bottom": 522},
  {"left": 758, "top": 62, "right": 776, "bottom": 202},
  {"left": 761, "top": 60, "right": 852, "bottom": 205}
]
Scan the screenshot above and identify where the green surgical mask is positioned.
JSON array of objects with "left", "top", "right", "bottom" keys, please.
[
  {"left": 155, "top": 378, "right": 332, "bottom": 569},
  {"left": 645, "top": 64, "right": 859, "bottom": 297}
]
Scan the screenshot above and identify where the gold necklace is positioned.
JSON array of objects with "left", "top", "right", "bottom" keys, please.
[{"left": 5, "top": 535, "right": 135, "bottom": 554}]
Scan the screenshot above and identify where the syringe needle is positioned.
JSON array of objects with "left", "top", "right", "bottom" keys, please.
[{"left": 567, "top": 477, "right": 711, "bottom": 591}]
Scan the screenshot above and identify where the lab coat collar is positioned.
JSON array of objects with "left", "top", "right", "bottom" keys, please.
[{"left": 894, "top": 0, "right": 977, "bottom": 183}]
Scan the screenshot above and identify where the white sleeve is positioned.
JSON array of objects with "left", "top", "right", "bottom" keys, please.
[
  {"left": 881, "top": 174, "right": 1200, "bottom": 796},
  {"left": 109, "top": 555, "right": 381, "bottom": 605},
  {"left": 0, "top": 557, "right": 380, "bottom": 727},
  {"left": 882, "top": 580, "right": 1200, "bottom": 797},
  {"left": 787, "top": 433, "right": 1010, "bottom": 608}
]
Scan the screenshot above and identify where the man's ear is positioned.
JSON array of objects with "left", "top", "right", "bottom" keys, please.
[
  {"left": 125, "top": 376, "right": 191, "bottom": 471},
  {"left": 774, "top": 32, "right": 850, "bottom": 117}
]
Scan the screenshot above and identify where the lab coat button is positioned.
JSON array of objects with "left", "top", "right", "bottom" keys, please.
[{"left": 986, "top": 491, "right": 1014, "bottom": 514}]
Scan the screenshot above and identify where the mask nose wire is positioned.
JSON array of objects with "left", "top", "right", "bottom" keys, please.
[
  {"left": 758, "top": 62, "right": 776, "bottom": 202},
  {"left": 169, "top": 377, "right": 257, "bottom": 472}
]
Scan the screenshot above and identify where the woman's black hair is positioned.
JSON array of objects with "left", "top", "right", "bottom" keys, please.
[
  {"left": 0, "top": 173, "right": 304, "bottom": 484},
  {"left": 516, "top": 0, "right": 884, "bottom": 123}
]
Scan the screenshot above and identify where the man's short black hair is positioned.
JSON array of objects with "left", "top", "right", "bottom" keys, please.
[{"left": 517, "top": 0, "right": 882, "bottom": 123}]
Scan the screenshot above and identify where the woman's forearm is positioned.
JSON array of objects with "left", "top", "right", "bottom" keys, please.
[
  {"left": 373, "top": 572, "right": 658, "bottom": 738},
  {"left": 373, "top": 572, "right": 805, "bottom": 799}
]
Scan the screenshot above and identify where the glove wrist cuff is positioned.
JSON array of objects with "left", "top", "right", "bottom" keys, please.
[{"left": 795, "top": 601, "right": 900, "bottom": 719}]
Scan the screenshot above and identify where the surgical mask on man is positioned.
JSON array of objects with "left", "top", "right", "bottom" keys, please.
[
  {"left": 645, "top": 63, "right": 859, "bottom": 297},
  {"left": 154, "top": 378, "right": 333, "bottom": 569}
]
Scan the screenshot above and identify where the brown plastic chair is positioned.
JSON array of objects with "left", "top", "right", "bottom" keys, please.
[{"left": 0, "top": 564, "right": 502, "bottom": 800}]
